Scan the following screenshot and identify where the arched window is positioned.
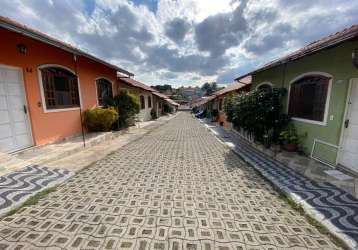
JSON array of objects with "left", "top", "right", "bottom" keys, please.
[
  {"left": 256, "top": 82, "right": 273, "bottom": 92},
  {"left": 39, "top": 66, "right": 80, "bottom": 110},
  {"left": 140, "top": 95, "right": 145, "bottom": 109},
  {"left": 288, "top": 75, "right": 330, "bottom": 122},
  {"left": 148, "top": 96, "right": 152, "bottom": 108},
  {"left": 96, "top": 78, "right": 113, "bottom": 106}
]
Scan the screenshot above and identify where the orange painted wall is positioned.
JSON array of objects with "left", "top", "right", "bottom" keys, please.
[
  {"left": 0, "top": 28, "right": 117, "bottom": 145},
  {"left": 217, "top": 96, "right": 230, "bottom": 128}
]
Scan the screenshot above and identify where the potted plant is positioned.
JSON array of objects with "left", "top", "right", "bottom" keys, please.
[{"left": 279, "top": 123, "right": 302, "bottom": 152}]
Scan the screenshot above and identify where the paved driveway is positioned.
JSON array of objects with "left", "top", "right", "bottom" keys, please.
[{"left": 0, "top": 113, "right": 340, "bottom": 249}]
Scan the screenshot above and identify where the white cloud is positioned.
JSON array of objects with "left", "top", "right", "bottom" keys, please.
[{"left": 0, "top": 0, "right": 357, "bottom": 87}]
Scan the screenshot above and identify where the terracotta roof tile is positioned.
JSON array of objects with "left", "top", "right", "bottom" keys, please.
[
  {"left": 118, "top": 76, "right": 157, "bottom": 92},
  {"left": 213, "top": 76, "right": 252, "bottom": 97},
  {"left": 117, "top": 76, "right": 178, "bottom": 107},
  {"left": 152, "top": 91, "right": 169, "bottom": 99},
  {"left": 235, "top": 24, "right": 358, "bottom": 80},
  {"left": 0, "top": 16, "right": 133, "bottom": 76}
]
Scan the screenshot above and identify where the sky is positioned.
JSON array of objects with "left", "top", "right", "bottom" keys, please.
[{"left": 1, "top": 0, "right": 357, "bottom": 87}]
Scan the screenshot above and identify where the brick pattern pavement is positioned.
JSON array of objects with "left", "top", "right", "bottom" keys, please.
[
  {"left": 205, "top": 123, "right": 358, "bottom": 249},
  {"left": 0, "top": 113, "right": 341, "bottom": 249}
]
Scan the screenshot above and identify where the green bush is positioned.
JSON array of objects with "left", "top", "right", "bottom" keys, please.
[
  {"left": 223, "top": 93, "right": 237, "bottom": 122},
  {"left": 83, "top": 107, "right": 118, "bottom": 132},
  {"left": 112, "top": 89, "right": 140, "bottom": 128},
  {"left": 225, "top": 88, "right": 289, "bottom": 145},
  {"left": 163, "top": 102, "right": 174, "bottom": 113}
]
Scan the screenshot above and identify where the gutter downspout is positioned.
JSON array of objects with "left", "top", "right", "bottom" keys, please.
[{"left": 73, "top": 54, "right": 86, "bottom": 148}]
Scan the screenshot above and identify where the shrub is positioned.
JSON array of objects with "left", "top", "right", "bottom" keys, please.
[
  {"left": 223, "top": 93, "right": 237, "bottom": 122},
  {"left": 279, "top": 123, "right": 307, "bottom": 147},
  {"left": 163, "top": 102, "right": 174, "bottom": 113},
  {"left": 83, "top": 107, "right": 118, "bottom": 132},
  {"left": 225, "top": 88, "right": 289, "bottom": 145},
  {"left": 151, "top": 108, "right": 158, "bottom": 120},
  {"left": 112, "top": 89, "right": 140, "bottom": 128}
]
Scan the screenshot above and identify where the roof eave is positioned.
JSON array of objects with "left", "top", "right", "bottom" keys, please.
[
  {"left": 234, "top": 30, "right": 358, "bottom": 81},
  {"left": 0, "top": 20, "right": 134, "bottom": 77}
]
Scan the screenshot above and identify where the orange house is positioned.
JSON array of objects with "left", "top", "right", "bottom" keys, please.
[{"left": 0, "top": 16, "right": 133, "bottom": 152}]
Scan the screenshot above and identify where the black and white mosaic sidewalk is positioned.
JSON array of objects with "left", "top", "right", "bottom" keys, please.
[
  {"left": 0, "top": 165, "right": 72, "bottom": 215},
  {"left": 205, "top": 123, "right": 358, "bottom": 249}
]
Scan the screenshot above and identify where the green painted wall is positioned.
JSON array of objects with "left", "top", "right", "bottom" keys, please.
[{"left": 251, "top": 40, "right": 358, "bottom": 164}]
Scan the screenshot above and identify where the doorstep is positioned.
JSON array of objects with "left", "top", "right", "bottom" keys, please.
[
  {"left": 202, "top": 120, "right": 358, "bottom": 249},
  {"left": 0, "top": 112, "right": 178, "bottom": 217}
]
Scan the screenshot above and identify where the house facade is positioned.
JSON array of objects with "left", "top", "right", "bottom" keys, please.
[
  {"left": 117, "top": 77, "right": 177, "bottom": 121},
  {"left": 193, "top": 79, "right": 251, "bottom": 128},
  {"left": 214, "top": 78, "right": 251, "bottom": 128},
  {"left": 236, "top": 25, "right": 358, "bottom": 173},
  {"left": 0, "top": 16, "right": 132, "bottom": 152},
  {"left": 117, "top": 78, "right": 156, "bottom": 122}
]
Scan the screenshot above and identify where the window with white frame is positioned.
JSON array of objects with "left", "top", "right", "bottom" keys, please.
[
  {"left": 40, "top": 67, "right": 80, "bottom": 110},
  {"left": 288, "top": 75, "right": 330, "bottom": 122},
  {"left": 96, "top": 78, "right": 113, "bottom": 106}
]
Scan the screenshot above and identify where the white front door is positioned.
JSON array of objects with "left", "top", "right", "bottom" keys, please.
[
  {"left": 0, "top": 66, "right": 32, "bottom": 152},
  {"left": 339, "top": 78, "right": 358, "bottom": 172}
]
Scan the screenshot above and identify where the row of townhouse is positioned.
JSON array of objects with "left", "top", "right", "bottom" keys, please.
[
  {"left": 0, "top": 16, "right": 178, "bottom": 153},
  {"left": 118, "top": 76, "right": 179, "bottom": 121},
  {"left": 197, "top": 24, "right": 358, "bottom": 174}
]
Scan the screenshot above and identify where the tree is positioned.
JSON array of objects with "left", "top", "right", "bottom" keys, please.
[
  {"left": 201, "top": 82, "right": 218, "bottom": 96},
  {"left": 151, "top": 84, "right": 172, "bottom": 93}
]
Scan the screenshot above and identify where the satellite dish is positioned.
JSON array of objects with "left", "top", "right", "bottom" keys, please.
[{"left": 353, "top": 48, "right": 358, "bottom": 69}]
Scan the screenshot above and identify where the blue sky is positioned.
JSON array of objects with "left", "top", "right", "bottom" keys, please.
[{"left": 1, "top": 0, "right": 357, "bottom": 87}]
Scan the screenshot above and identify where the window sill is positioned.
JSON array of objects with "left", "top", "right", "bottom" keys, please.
[
  {"left": 291, "top": 117, "right": 327, "bottom": 126},
  {"left": 43, "top": 107, "right": 81, "bottom": 113}
]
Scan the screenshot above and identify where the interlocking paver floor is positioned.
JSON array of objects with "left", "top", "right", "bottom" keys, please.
[{"left": 0, "top": 113, "right": 341, "bottom": 250}]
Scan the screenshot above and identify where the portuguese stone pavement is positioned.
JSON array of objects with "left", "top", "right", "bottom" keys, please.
[{"left": 0, "top": 113, "right": 341, "bottom": 249}]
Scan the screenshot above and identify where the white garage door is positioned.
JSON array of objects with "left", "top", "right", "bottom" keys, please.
[{"left": 0, "top": 66, "right": 32, "bottom": 152}]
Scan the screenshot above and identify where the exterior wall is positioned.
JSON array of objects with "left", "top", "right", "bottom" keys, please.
[
  {"left": 0, "top": 28, "right": 117, "bottom": 146},
  {"left": 152, "top": 95, "right": 161, "bottom": 117},
  {"left": 250, "top": 40, "right": 358, "bottom": 164},
  {"left": 217, "top": 85, "right": 251, "bottom": 129},
  {"left": 158, "top": 99, "right": 163, "bottom": 116},
  {"left": 217, "top": 95, "right": 230, "bottom": 128},
  {"left": 138, "top": 92, "right": 153, "bottom": 121},
  {"left": 117, "top": 82, "right": 153, "bottom": 122}
]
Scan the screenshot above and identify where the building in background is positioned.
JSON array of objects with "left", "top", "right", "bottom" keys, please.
[{"left": 118, "top": 76, "right": 179, "bottom": 121}]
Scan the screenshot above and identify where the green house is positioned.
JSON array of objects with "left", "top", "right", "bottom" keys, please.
[{"left": 235, "top": 25, "right": 358, "bottom": 174}]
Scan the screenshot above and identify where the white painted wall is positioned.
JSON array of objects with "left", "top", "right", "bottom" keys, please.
[{"left": 138, "top": 92, "right": 153, "bottom": 122}]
